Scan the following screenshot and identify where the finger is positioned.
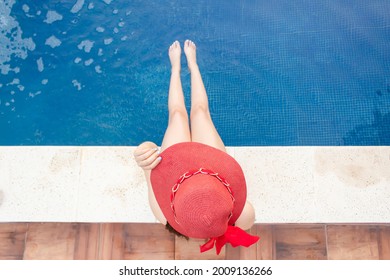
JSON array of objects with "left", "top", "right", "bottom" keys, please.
[
  {"left": 134, "top": 141, "right": 157, "bottom": 153},
  {"left": 136, "top": 149, "right": 158, "bottom": 162},
  {"left": 133, "top": 147, "right": 153, "bottom": 157},
  {"left": 144, "top": 156, "right": 162, "bottom": 170},
  {"left": 134, "top": 147, "right": 157, "bottom": 158},
  {"left": 138, "top": 151, "right": 160, "bottom": 168},
  {"left": 139, "top": 153, "right": 159, "bottom": 168}
]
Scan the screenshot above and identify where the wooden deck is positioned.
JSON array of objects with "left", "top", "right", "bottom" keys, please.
[{"left": 1, "top": 223, "right": 389, "bottom": 260}]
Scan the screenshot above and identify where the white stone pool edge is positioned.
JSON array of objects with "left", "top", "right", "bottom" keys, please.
[{"left": 0, "top": 146, "right": 389, "bottom": 223}]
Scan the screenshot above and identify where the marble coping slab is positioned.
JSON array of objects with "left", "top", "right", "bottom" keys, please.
[{"left": 0, "top": 146, "right": 389, "bottom": 223}]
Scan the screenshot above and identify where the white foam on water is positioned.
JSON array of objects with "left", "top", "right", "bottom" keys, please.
[
  {"left": 98, "top": 48, "right": 103, "bottom": 56},
  {"left": 77, "top": 40, "right": 94, "bottom": 53},
  {"left": 37, "top": 57, "right": 44, "bottom": 72},
  {"left": 0, "top": 0, "right": 36, "bottom": 75},
  {"left": 84, "top": 58, "right": 94, "bottom": 66},
  {"left": 72, "top": 80, "right": 82, "bottom": 91},
  {"left": 104, "top": 38, "right": 113, "bottom": 45},
  {"left": 102, "top": 0, "right": 113, "bottom": 5},
  {"left": 113, "top": 27, "right": 119, "bottom": 34},
  {"left": 113, "top": 9, "right": 119, "bottom": 14},
  {"left": 95, "top": 65, "right": 102, "bottom": 73},
  {"left": 120, "top": 36, "right": 127, "bottom": 41},
  {"left": 45, "top": 35, "right": 62, "bottom": 48},
  {"left": 41, "top": 79, "right": 49, "bottom": 85},
  {"left": 44, "top": 10, "right": 63, "bottom": 24},
  {"left": 29, "top": 91, "right": 42, "bottom": 98},
  {"left": 22, "top": 4, "right": 29, "bottom": 13},
  {"left": 17, "top": 85, "right": 24, "bottom": 91},
  {"left": 96, "top": 27, "right": 105, "bottom": 33},
  {"left": 8, "top": 78, "right": 20, "bottom": 85},
  {"left": 88, "top": 3, "right": 95, "bottom": 10},
  {"left": 118, "top": 21, "right": 125, "bottom": 27},
  {"left": 71, "top": 0, "right": 85, "bottom": 14},
  {"left": 1, "top": 65, "right": 10, "bottom": 75},
  {"left": 74, "top": 57, "right": 82, "bottom": 64}
]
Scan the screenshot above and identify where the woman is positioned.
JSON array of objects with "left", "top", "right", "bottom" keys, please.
[{"left": 134, "top": 40, "right": 259, "bottom": 254}]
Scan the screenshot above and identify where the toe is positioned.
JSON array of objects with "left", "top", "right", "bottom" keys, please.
[
  {"left": 185, "top": 40, "right": 195, "bottom": 49},
  {"left": 175, "top": 41, "right": 181, "bottom": 49}
]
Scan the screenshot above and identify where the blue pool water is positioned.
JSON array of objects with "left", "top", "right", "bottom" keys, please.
[{"left": 1, "top": 0, "right": 390, "bottom": 146}]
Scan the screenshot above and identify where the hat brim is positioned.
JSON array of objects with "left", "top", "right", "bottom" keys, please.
[{"left": 151, "top": 142, "right": 247, "bottom": 237}]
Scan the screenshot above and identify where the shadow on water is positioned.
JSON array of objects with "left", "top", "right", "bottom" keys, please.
[{"left": 343, "top": 109, "right": 390, "bottom": 145}]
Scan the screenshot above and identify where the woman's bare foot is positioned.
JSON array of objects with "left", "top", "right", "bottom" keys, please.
[
  {"left": 169, "top": 41, "right": 181, "bottom": 72},
  {"left": 184, "top": 40, "right": 198, "bottom": 72}
]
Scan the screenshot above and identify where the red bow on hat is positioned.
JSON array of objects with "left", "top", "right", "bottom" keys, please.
[{"left": 200, "top": 225, "right": 260, "bottom": 255}]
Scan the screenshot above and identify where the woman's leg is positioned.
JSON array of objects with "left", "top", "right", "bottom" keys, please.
[
  {"left": 160, "top": 41, "right": 191, "bottom": 153},
  {"left": 184, "top": 40, "right": 226, "bottom": 152}
]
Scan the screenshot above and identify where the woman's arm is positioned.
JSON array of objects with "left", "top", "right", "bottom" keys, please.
[
  {"left": 234, "top": 201, "right": 256, "bottom": 230},
  {"left": 134, "top": 141, "right": 166, "bottom": 224},
  {"left": 144, "top": 169, "right": 167, "bottom": 225}
]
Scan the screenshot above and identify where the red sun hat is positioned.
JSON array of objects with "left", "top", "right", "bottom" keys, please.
[{"left": 151, "top": 142, "right": 259, "bottom": 254}]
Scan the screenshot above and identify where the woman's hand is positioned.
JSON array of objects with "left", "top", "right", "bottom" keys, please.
[{"left": 133, "top": 141, "right": 162, "bottom": 170}]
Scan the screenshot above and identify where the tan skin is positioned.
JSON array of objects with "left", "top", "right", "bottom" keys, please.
[{"left": 134, "top": 40, "right": 255, "bottom": 232}]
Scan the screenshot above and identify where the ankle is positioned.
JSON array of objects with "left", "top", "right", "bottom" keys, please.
[
  {"left": 188, "top": 63, "right": 198, "bottom": 73},
  {"left": 171, "top": 66, "right": 181, "bottom": 73}
]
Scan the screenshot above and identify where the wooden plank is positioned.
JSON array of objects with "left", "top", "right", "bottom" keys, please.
[
  {"left": 378, "top": 225, "right": 390, "bottom": 260},
  {"left": 326, "top": 225, "right": 379, "bottom": 260},
  {"left": 123, "top": 223, "right": 175, "bottom": 260},
  {"left": 175, "top": 236, "right": 225, "bottom": 260},
  {"left": 5, "top": 222, "right": 385, "bottom": 260},
  {"left": 256, "top": 224, "right": 274, "bottom": 260},
  {"left": 274, "top": 224, "right": 327, "bottom": 260},
  {"left": 99, "top": 223, "right": 175, "bottom": 260},
  {"left": 73, "top": 223, "right": 100, "bottom": 260},
  {"left": 99, "top": 223, "right": 124, "bottom": 260},
  {"left": 24, "top": 223, "right": 77, "bottom": 260},
  {"left": 225, "top": 242, "right": 241, "bottom": 259},
  {"left": 0, "top": 223, "right": 28, "bottom": 260}
]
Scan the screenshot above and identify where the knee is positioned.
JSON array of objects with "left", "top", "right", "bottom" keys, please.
[
  {"left": 168, "top": 108, "right": 188, "bottom": 124},
  {"left": 190, "top": 105, "right": 210, "bottom": 121}
]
